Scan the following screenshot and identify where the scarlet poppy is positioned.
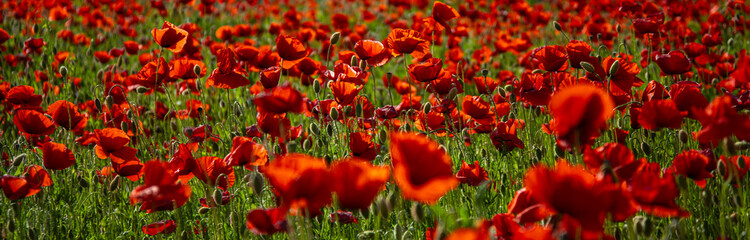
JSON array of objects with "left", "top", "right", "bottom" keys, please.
[
  {"left": 462, "top": 95, "right": 492, "bottom": 120},
  {"left": 637, "top": 99, "right": 683, "bottom": 130},
  {"left": 665, "top": 150, "right": 714, "bottom": 188},
  {"left": 94, "top": 128, "right": 139, "bottom": 164},
  {"left": 628, "top": 163, "right": 690, "bottom": 218},
  {"left": 655, "top": 51, "right": 692, "bottom": 75},
  {"left": 259, "top": 66, "right": 281, "bottom": 89},
  {"left": 456, "top": 161, "right": 489, "bottom": 186},
  {"left": 432, "top": 1, "right": 460, "bottom": 32},
  {"left": 246, "top": 208, "right": 288, "bottom": 235},
  {"left": 276, "top": 34, "right": 308, "bottom": 69},
  {"left": 23, "top": 38, "right": 46, "bottom": 55},
  {"left": 42, "top": 142, "right": 75, "bottom": 170},
  {"left": 670, "top": 81, "right": 708, "bottom": 118},
  {"left": 549, "top": 85, "right": 614, "bottom": 151},
  {"left": 330, "top": 81, "right": 361, "bottom": 106},
  {"left": 531, "top": 45, "right": 568, "bottom": 72},
  {"left": 583, "top": 143, "right": 645, "bottom": 181},
  {"left": 353, "top": 40, "right": 391, "bottom": 67},
  {"left": 390, "top": 132, "right": 458, "bottom": 204},
  {"left": 142, "top": 220, "right": 177, "bottom": 235},
  {"left": 602, "top": 56, "right": 642, "bottom": 97},
  {"left": 47, "top": 100, "right": 88, "bottom": 132},
  {"left": 490, "top": 120, "right": 525, "bottom": 152},
  {"left": 13, "top": 109, "right": 56, "bottom": 136},
  {"left": 641, "top": 80, "right": 669, "bottom": 102},
  {"left": 253, "top": 84, "right": 305, "bottom": 114},
  {"left": 719, "top": 155, "right": 750, "bottom": 184},
  {"left": 330, "top": 159, "right": 390, "bottom": 210},
  {"left": 513, "top": 72, "right": 553, "bottom": 107},
  {"left": 349, "top": 132, "right": 380, "bottom": 161},
  {"left": 408, "top": 58, "right": 444, "bottom": 82},
  {"left": 694, "top": 96, "right": 750, "bottom": 146},
  {"left": 491, "top": 213, "right": 552, "bottom": 239},
  {"left": 206, "top": 47, "right": 250, "bottom": 89},
  {"left": 257, "top": 112, "right": 292, "bottom": 140},
  {"left": 151, "top": 21, "right": 188, "bottom": 52},
  {"left": 262, "top": 154, "right": 333, "bottom": 216},
  {"left": 6, "top": 85, "right": 43, "bottom": 109},
  {"left": 130, "top": 161, "right": 191, "bottom": 213},
  {"left": 566, "top": 40, "right": 601, "bottom": 71},
  {"left": 632, "top": 12, "right": 664, "bottom": 35},
  {"left": 0, "top": 28, "right": 9, "bottom": 45},
  {"left": 444, "top": 220, "right": 491, "bottom": 240},
  {"left": 385, "top": 28, "right": 430, "bottom": 59},
  {"left": 224, "top": 136, "right": 268, "bottom": 168},
  {"left": 192, "top": 156, "right": 235, "bottom": 190}
]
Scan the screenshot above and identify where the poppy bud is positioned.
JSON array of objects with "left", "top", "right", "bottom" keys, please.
[
  {"left": 738, "top": 156, "right": 747, "bottom": 170},
  {"left": 532, "top": 69, "right": 545, "bottom": 74},
  {"left": 248, "top": 172, "right": 264, "bottom": 194},
  {"left": 378, "top": 129, "right": 387, "bottom": 143},
  {"left": 193, "top": 65, "right": 202, "bottom": 76},
  {"left": 286, "top": 141, "right": 298, "bottom": 153},
  {"left": 727, "top": 38, "right": 734, "bottom": 47},
  {"left": 310, "top": 122, "right": 320, "bottom": 135},
  {"left": 554, "top": 146, "right": 565, "bottom": 157},
  {"left": 343, "top": 105, "right": 352, "bottom": 116},
  {"left": 717, "top": 160, "right": 727, "bottom": 177},
  {"left": 324, "top": 155, "right": 333, "bottom": 165},
  {"left": 358, "top": 231, "right": 376, "bottom": 239},
  {"left": 212, "top": 188, "right": 224, "bottom": 206},
  {"left": 105, "top": 95, "right": 114, "bottom": 107},
  {"left": 195, "top": 78, "right": 202, "bottom": 92},
  {"left": 12, "top": 153, "right": 26, "bottom": 167},
  {"left": 410, "top": 203, "right": 425, "bottom": 222},
  {"left": 702, "top": 189, "right": 715, "bottom": 206},
  {"left": 640, "top": 142, "right": 651, "bottom": 155},
  {"left": 616, "top": 24, "right": 621, "bottom": 33},
  {"left": 422, "top": 102, "right": 431, "bottom": 114},
  {"left": 735, "top": 141, "right": 750, "bottom": 151},
  {"left": 93, "top": 98, "right": 103, "bottom": 112},
  {"left": 109, "top": 175, "right": 121, "bottom": 192},
  {"left": 313, "top": 80, "right": 321, "bottom": 93},
  {"left": 330, "top": 32, "right": 341, "bottom": 45},
  {"left": 120, "top": 121, "right": 129, "bottom": 133},
  {"left": 447, "top": 87, "right": 458, "bottom": 101},
  {"left": 326, "top": 124, "right": 334, "bottom": 136},
  {"left": 496, "top": 87, "right": 506, "bottom": 97},
  {"left": 534, "top": 147, "right": 543, "bottom": 160},
  {"left": 355, "top": 103, "right": 363, "bottom": 117},
  {"left": 59, "top": 66, "right": 68, "bottom": 78},
  {"left": 553, "top": 21, "right": 562, "bottom": 31},
  {"left": 402, "top": 123, "right": 412, "bottom": 132},
  {"left": 6, "top": 218, "right": 15, "bottom": 232},
  {"left": 198, "top": 207, "right": 210, "bottom": 214},
  {"left": 78, "top": 175, "right": 89, "bottom": 188},
  {"left": 678, "top": 130, "right": 689, "bottom": 143},
  {"left": 350, "top": 56, "right": 358, "bottom": 66},
  {"left": 580, "top": 61, "right": 596, "bottom": 74},
  {"left": 609, "top": 60, "right": 620, "bottom": 77},
  {"left": 27, "top": 227, "right": 37, "bottom": 239},
  {"left": 723, "top": 138, "right": 736, "bottom": 155},
  {"left": 481, "top": 69, "right": 489, "bottom": 77},
  {"left": 386, "top": 72, "right": 393, "bottom": 82},
  {"left": 386, "top": 192, "right": 399, "bottom": 212},
  {"left": 373, "top": 197, "right": 389, "bottom": 216},
  {"left": 634, "top": 216, "right": 646, "bottom": 235},
  {"left": 359, "top": 60, "right": 368, "bottom": 70},
  {"left": 329, "top": 107, "right": 339, "bottom": 120},
  {"left": 674, "top": 174, "right": 689, "bottom": 190},
  {"left": 303, "top": 138, "right": 313, "bottom": 150},
  {"left": 219, "top": 100, "right": 226, "bottom": 109}
]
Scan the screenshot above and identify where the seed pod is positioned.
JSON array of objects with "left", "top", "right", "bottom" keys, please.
[
  {"left": 330, "top": 32, "right": 341, "bottom": 45},
  {"left": 609, "top": 60, "right": 620, "bottom": 77},
  {"left": 109, "top": 175, "right": 121, "bottom": 192},
  {"left": 678, "top": 130, "right": 689, "bottom": 143},
  {"left": 553, "top": 21, "right": 562, "bottom": 31},
  {"left": 481, "top": 69, "right": 489, "bottom": 77},
  {"left": 580, "top": 61, "right": 596, "bottom": 74}
]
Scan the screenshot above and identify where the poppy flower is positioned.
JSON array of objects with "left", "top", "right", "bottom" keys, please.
[
  {"left": 94, "top": 128, "right": 139, "bottom": 165},
  {"left": 456, "top": 161, "right": 489, "bottom": 186},
  {"left": 670, "top": 81, "right": 708, "bottom": 118},
  {"left": 353, "top": 40, "right": 391, "bottom": 67},
  {"left": 330, "top": 159, "right": 390, "bottom": 210},
  {"left": 409, "top": 58, "right": 444, "bottom": 82},
  {"left": 123, "top": 40, "right": 140, "bottom": 55},
  {"left": 601, "top": 56, "right": 642, "bottom": 97},
  {"left": 444, "top": 220, "right": 491, "bottom": 240},
  {"left": 259, "top": 66, "right": 281, "bottom": 89},
  {"left": 390, "top": 132, "right": 458, "bottom": 204},
  {"left": 206, "top": 47, "right": 250, "bottom": 89},
  {"left": 6, "top": 85, "right": 43, "bottom": 109},
  {"left": 47, "top": 100, "right": 88, "bottom": 132},
  {"left": 170, "top": 58, "right": 206, "bottom": 80},
  {"left": 0, "top": 28, "right": 9, "bottom": 45},
  {"left": 462, "top": 95, "right": 492, "bottom": 120},
  {"left": 524, "top": 160, "right": 637, "bottom": 231},
  {"left": 329, "top": 210, "right": 358, "bottom": 224},
  {"left": 224, "top": 136, "right": 268, "bottom": 168},
  {"left": 655, "top": 51, "right": 692, "bottom": 75},
  {"left": 253, "top": 84, "right": 305, "bottom": 114},
  {"left": 142, "top": 220, "right": 177, "bottom": 235},
  {"left": 330, "top": 81, "right": 361, "bottom": 106},
  {"left": 192, "top": 156, "right": 235, "bottom": 190},
  {"left": 257, "top": 112, "right": 292, "bottom": 140},
  {"left": 694, "top": 96, "right": 750, "bottom": 146},
  {"left": 24, "top": 38, "right": 46, "bottom": 55},
  {"left": 637, "top": 99, "right": 683, "bottom": 130},
  {"left": 432, "top": 1, "right": 460, "bottom": 32},
  {"left": 13, "top": 110, "right": 56, "bottom": 136},
  {"left": 151, "top": 21, "right": 188, "bottom": 52},
  {"left": 1, "top": 165, "right": 52, "bottom": 200},
  {"left": 262, "top": 154, "right": 333, "bottom": 216},
  {"left": 42, "top": 142, "right": 75, "bottom": 170},
  {"left": 566, "top": 40, "right": 601, "bottom": 71},
  {"left": 491, "top": 213, "right": 552, "bottom": 239},
  {"left": 583, "top": 143, "right": 645, "bottom": 181},
  {"left": 490, "top": 120, "right": 525, "bottom": 152},
  {"left": 130, "top": 161, "right": 192, "bottom": 213},
  {"left": 633, "top": 12, "right": 664, "bottom": 35},
  {"left": 628, "top": 163, "right": 690, "bottom": 218},
  {"left": 385, "top": 28, "right": 430, "bottom": 59},
  {"left": 641, "top": 80, "right": 669, "bottom": 102},
  {"left": 276, "top": 34, "right": 308, "bottom": 69},
  {"left": 719, "top": 155, "right": 750, "bottom": 184},
  {"left": 513, "top": 72, "right": 553, "bottom": 107},
  {"left": 665, "top": 150, "right": 714, "bottom": 188},
  {"left": 530, "top": 45, "right": 568, "bottom": 72},
  {"left": 549, "top": 85, "right": 614, "bottom": 151},
  {"left": 246, "top": 208, "right": 288, "bottom": 235},
  {"left": 349, "top": 132, "right": 380, "bottom": 161}
]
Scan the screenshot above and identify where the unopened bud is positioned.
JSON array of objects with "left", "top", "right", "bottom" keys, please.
[
  {"left": 422, "top": 102, "right": 431, "bottom": 114},
  {"left": 735, "top": 141, "right": 750, "bottom": 151},
  {"left": 640, "top": 142, "right": 651, "bottom": 155},
  {"left": 724, "top": 138, "right": 737, "bottom": 155},
  {"left": 310, "top": 122, "right": 320, "bottom": 135},
  {"left": 329, "top": 107, "right": 339, "bottom": 120},
  {"left": 553, "top": 21, "right": 562, "bottom": 31},
  {"left": 313, "top": 80, "right": 321, "bottom": 93},
  {"left": 59, "top": 66, "right": 68, "bottom": 77},
  {"left": 105, "top": 95, "right": 114, "bottom": 107},
  {"left": 609, "top": 60, "right": 620, "bottom": 77},
  {"left": 678, "top": 130, "right": 689, "bottom": 143},
  {"left": 193, "top": 65, "right": 201, "bottom": 76},
  {"left": 481, "top": 69, "right": 489, "bottom": 77},
  {"left": 12, "top": 153, "right": 26, "bottom": 167},
  {"left": 109, "top": 175, "right": 121, "bottom": 192},
  {"left": 580, "top": 61, "right": 596, "bottom": 73},
  {"left": 330, "top": 32, "right": 341, "bottom": 45},
  {"left": 410, "top": 203, "right": 425, "bottom": 222},
  {"left": 355, "top": 103, "right": 363, "bottom": 117},
  {"left": 198, "top": 207, "right": 211, "bottom": 214},
  {"left": 350, "top": 56, "right": 358, "bottom": 66},
  {"left": 212, "top": 188, "right": 224, "bottom": 206}
]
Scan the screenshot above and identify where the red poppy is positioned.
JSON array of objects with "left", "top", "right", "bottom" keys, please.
[
  {"left": 566, "top": 40, "right": 601, "bottom": 71},
  {"left": 665, "top": 150, "right": 714, "bottom": 188},
  {"left": 694, "top": 96, "right": 750, "bottom": 146},
  {"left": 549, "top": 85, "right": 614, "bottom": 151},
  {"left": 720, "top": 155, "right": 750, "bottom": 184},
  {"left": 655, "top": 51, "right": 692, "bottom": 75},
  {"left": 491, "top": 213, "right": 552, "bottom": 239},
  {"left": 94, "top": 51, "right": 113, "bottom": 63},
  {"left": 390, "top": 132, "right": 458, "bottom": 204},
  {"left": 490, "top": 120, "right": 525, "bottom": 152},
  {"left": 259, "top": 66, "right": 281, "bottom": 89},
  {"left": 385, "top": 28, "right": 430, "bottom": 59},
  {"left": 349, "top": 132, "right": 380, "bottom": 161},
  {"left": 276, "top": 34, "right": 308, "bottom": 69},
  {"left": 409, "top": 58, "right": 444, "bottom": 82},
  {"left": 330, "top": 81, "right": 361, "bottom": 106},
  {"left": 1, "top": 165, "right": 52, "bottom": 201},
  {"left": 246, "top": 208, "right": 288, "bottom": 235},
  {"left": 170, "top": 58, "right": 206, "bottom": 80},
  {"left": 42, "top": 142, "right": 75, "bottom": 170},
  {"left": 142, "top": 220, "right": 177, "bottom": 235},
  {"left": 432, "top": 1, "right": 460, "bottom": 32},
  {"left": 531, "top": 45, "right": 568, "bottom": 72},
  {"left": 192, "top": 156, "right": 235, "bottom": 190},
  {"left": 130, "top": 161, "right": 191, "bottom": 213},
  {"left": 47, "top": 100, "right": 88, "bottom": 132},
  {"left": 524, "top": 160, "right": 637, "bottom": 231},
  {"left": 24, "top": 38, "right": 46, "bottom": 55},
  {"left": 583, "top": 143, "right": 645, "bottom": 181},
  {"left": 513, "top": 72, "right": 553, "bottom": 107},
  {"left": 602, "top": 56, "right": 642, "bottom": 96},
  {"left": 257, "top": 112, "right": 292, "bottom": 139},
  {"left": 124, "top": 40, "right": 140, "bottom": 55},
  {"left": 641, "top": 80, "right": 669, "bottom": 102},
  {"left": 456, "top": 161, "right": 489, "bottom": 186},
  {"left": 206, "top": 47, "right": 250, "bottom": 89},
  {"left": 94, "top": 128, "right": 139, "bottom": 164},
  {"left": 353, "top": 40, "right": 391, "bottom": 67},
  {"left": 330, "top": 159, "right": 390, "bottom": 210},
  {"left": 670, "top": 81, "right": 708, "bottom": 118},
  {"left": 151, "top": 21, "right": 188, "bottom": 52},
  {"left": 444, "top": 220, "right": 491, "bottom": 240},
  {"left": 0, "top": 28, "right": 9, "bottom": 45},
  {"left": 262, "top": 154, "right": 332, "bottom": 216},
  {"left": 628, "top": 163, "right": 690, "bottom": 218},
  {"left": 253, "top": 84, "right": 305, "bottom": 114},
  {"left": 6, "top": 85, "right": 43, "bottom": 109},
  {"left": 13, "top": 110, "right": 56, "bottom": 136},
  {"left": 462, "top": 95, "right": 492, "bottom": 120},
  {"left": 632, "top": 12, "right": 664, "bottom": 35},
  {"left": 637, "top": 99, "right": 683, "bottom": 130},
  {"left": 224, "top": 136, "right": 268, "bottom": 168}
]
